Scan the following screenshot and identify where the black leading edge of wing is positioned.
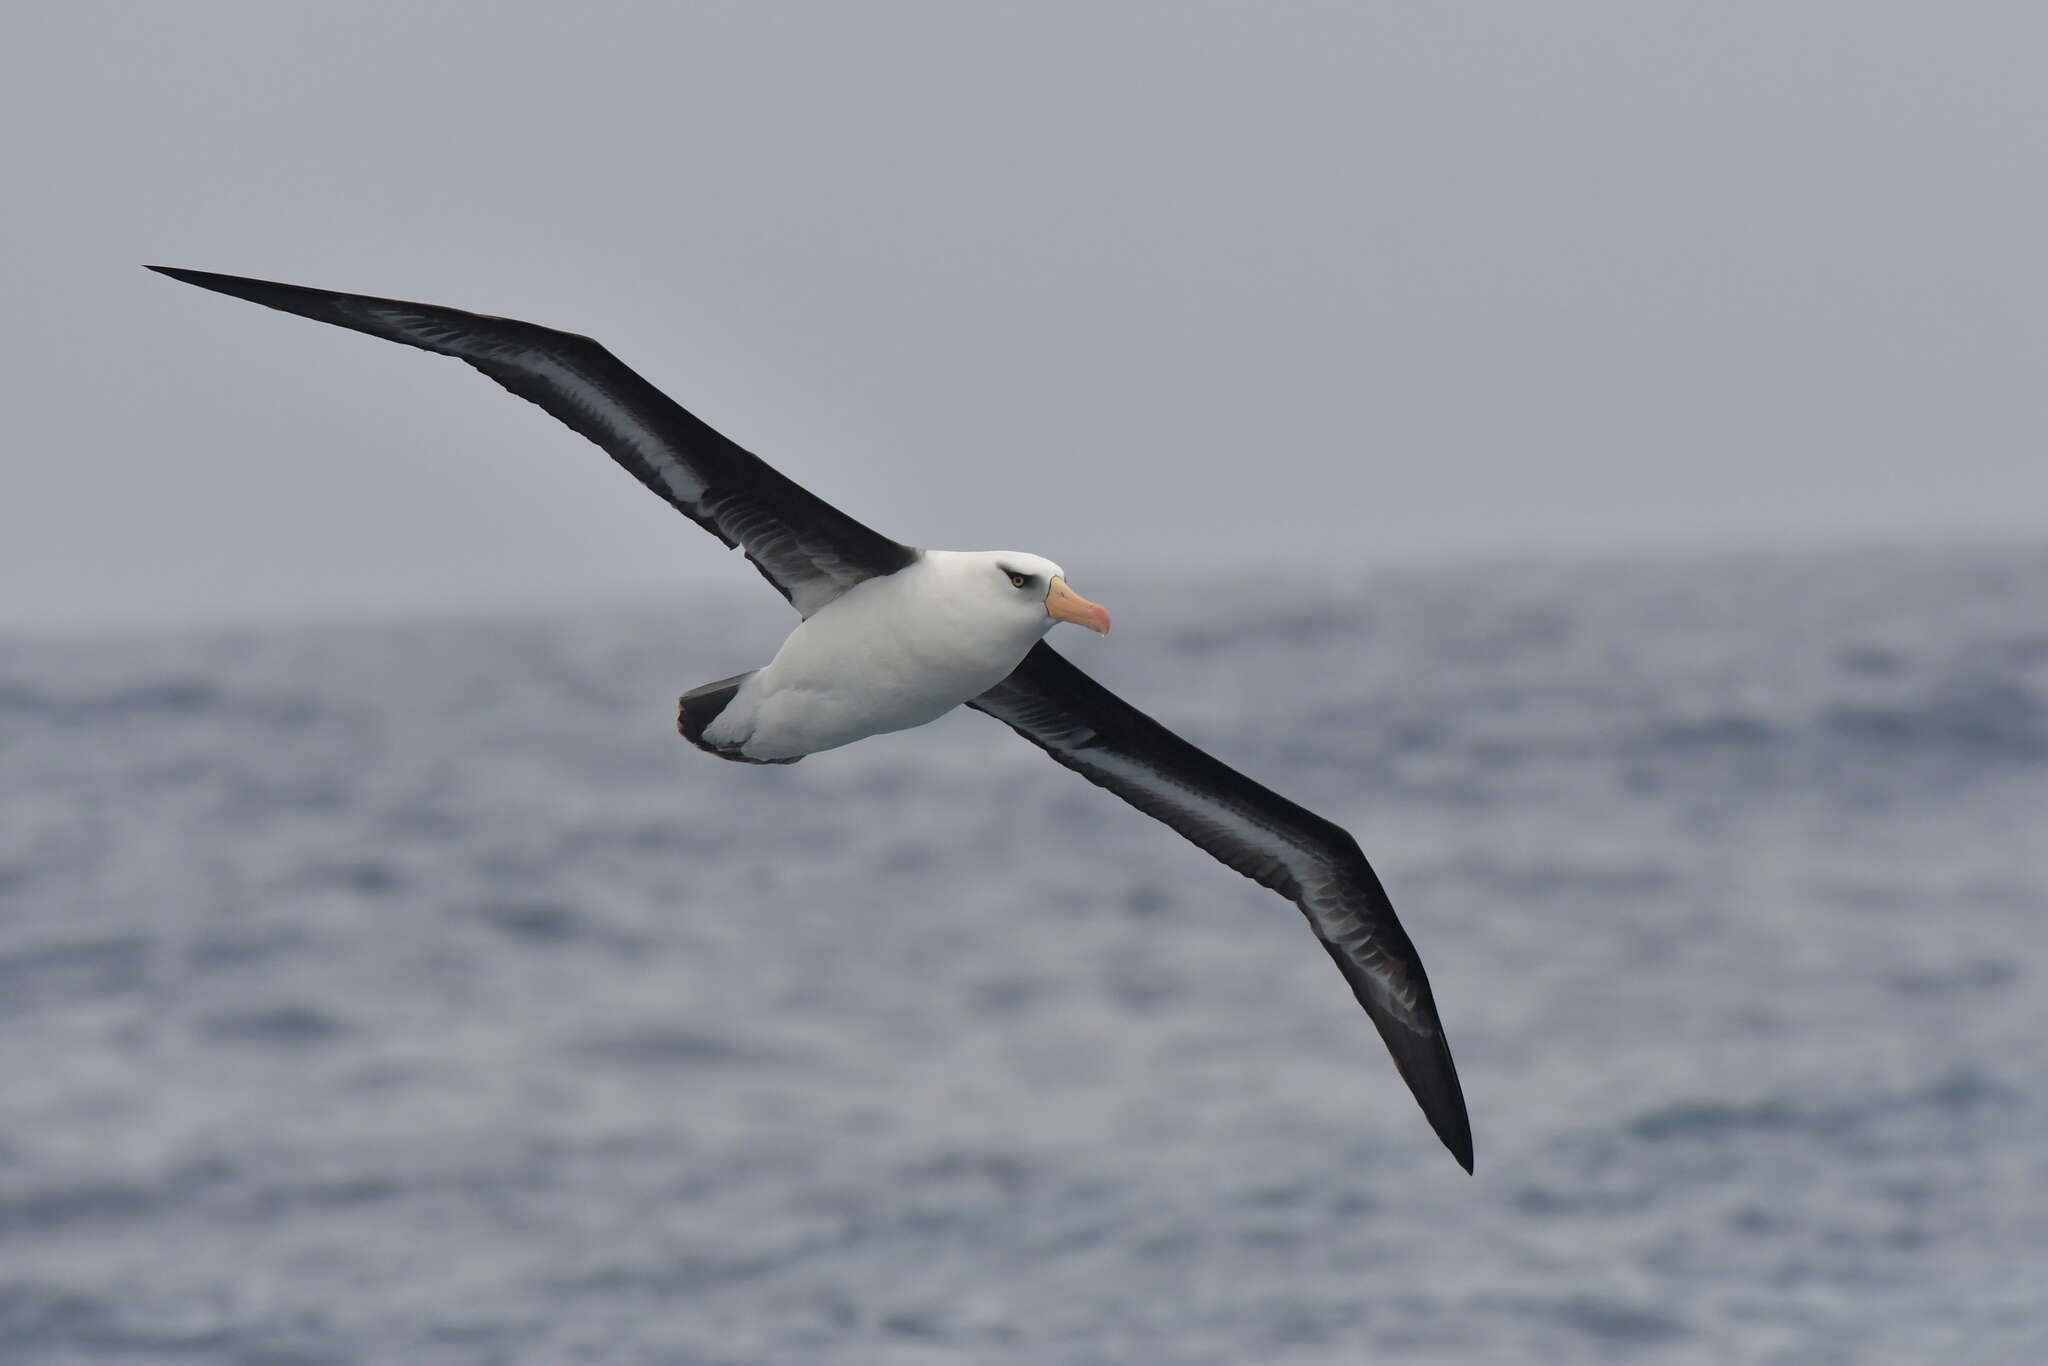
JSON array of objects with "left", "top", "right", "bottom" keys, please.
[
  {"left": 145, "top": 266, "right": 918, "bottom": 617},
  {"left": 974, "top": 643, "right": 1473, "bottom": 1172}
]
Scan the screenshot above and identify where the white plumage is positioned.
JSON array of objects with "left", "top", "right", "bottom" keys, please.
[{"left": 699, "top": 551, "right": 1092, "bottom": 761}]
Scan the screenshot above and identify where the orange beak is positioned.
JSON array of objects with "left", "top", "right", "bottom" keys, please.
[{"left": 1044, "top": 575, "right": 1111, "bottom": 635}]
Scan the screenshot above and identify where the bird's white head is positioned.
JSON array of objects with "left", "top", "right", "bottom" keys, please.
[{"left": 951, "top": 550, "right": 1112, "bottom": 638}]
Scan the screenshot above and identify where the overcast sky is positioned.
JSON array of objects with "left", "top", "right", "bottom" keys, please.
[{"left": 5, "top": 3, "right": 2045, "bottom": 629}]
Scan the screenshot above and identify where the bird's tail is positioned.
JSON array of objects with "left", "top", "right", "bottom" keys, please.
[{"left": 677, "top": 671, "right": 797, "bottom": 764}]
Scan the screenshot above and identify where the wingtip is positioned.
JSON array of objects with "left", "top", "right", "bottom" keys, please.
[
  {"left": 140, "top": 265, "right": 373, "bottom": 330},
  {"left": 1448, "top": 1129, "right": 1476, "bottom": 1175},
  {"left": 1386, "top": 1032, "right": 1477, "bottom": 1173},
  {"left": 145, "top": 264, "right": 259, "bottom": 296},
  {"left": 1317, "top": 939, "right": 1476, "bottom": 1172},
  {"left": 1425, "top": 1058, "right": 1475, "bottom": 1174},
  {"left": 1418, "top": 1076, "right": 1475, "bottom": 1173}
]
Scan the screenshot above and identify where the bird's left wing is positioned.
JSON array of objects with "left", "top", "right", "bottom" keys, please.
[
  {"left": 147, "top": 267, "right": 918, "bottom": 616},
  {"left": 971, "top": 641, "right": 1473, "bottom": 1171}
]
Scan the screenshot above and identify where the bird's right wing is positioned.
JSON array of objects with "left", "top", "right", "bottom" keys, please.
[
  {"left": 972, "top": 641, "right": 1472, "bottom": 1171},
  {"left": 148, "top": 267, "right": 919, "bottom": 616}
]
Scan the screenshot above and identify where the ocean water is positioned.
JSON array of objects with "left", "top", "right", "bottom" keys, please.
[{"left": 3, "top": 539, "right": 2045, "bottom": 1365}]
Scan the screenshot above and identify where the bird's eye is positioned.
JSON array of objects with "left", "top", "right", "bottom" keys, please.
[{"left": 1009, "top": 572, "right": 1030, "bottom": 589}]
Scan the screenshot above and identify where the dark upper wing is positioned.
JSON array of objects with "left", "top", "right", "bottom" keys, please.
[
  {"left": 148, "top": 266, "right": 917, "bottom": 616},
  {"left": 971, "top": 642, "right": 1473, "bottom": 1172}
]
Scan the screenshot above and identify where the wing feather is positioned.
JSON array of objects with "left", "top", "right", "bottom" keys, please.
[
  {"left": 148, "top": 267, "right": 917, "bottom": 614},
  {"left": 972, "top": 642, "right": 1473, "bottom": 1171}
]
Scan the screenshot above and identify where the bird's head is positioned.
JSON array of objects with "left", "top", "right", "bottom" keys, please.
[{"left": 964, "top": 551, "right": 1112, "bottom": 637}]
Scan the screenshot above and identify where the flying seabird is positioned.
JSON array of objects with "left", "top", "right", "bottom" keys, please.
[{"left": 148, "top": 266, "right": 1474, "bottom": 1172}]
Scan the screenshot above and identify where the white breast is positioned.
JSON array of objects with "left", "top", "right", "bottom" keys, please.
[{"left": 701, "top": 553, "right": 1050, "bottom": 760}]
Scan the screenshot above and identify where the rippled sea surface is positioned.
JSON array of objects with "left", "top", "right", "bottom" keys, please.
[{"left": 4, "top": 540, "right": 2046, "bottom": 1364}]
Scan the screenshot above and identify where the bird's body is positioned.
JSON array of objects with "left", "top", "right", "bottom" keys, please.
[
  {"left": 693, "top": 550, "right": 1087, "bottom": 762},
  {"left": 150, "top": 265, "right": 1475, "bottom": 1172}
]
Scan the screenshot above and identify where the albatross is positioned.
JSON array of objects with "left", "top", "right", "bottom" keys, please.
[{"left": 148, "top": 266, "right": 1475, "bottom": 1172}]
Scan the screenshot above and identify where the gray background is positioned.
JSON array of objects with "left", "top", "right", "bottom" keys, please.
[
  {"left": 7, "top": 8, "right": 2048, "bottom": 1363},
  {"left": 5, "top": 2, "right": 2046, "bottom": 628}
]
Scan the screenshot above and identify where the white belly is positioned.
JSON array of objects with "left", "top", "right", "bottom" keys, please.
[{"left": 699, "top": 560, "right": 1049, "bottom": 761}]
